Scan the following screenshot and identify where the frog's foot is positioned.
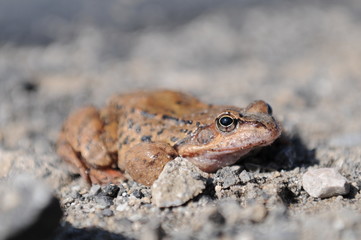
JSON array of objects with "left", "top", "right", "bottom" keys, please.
[
  {"left": 57, "top": 131, "right": 92, "bottom": 184},
  {"left": 122, "top": 142, "right": 178, "bottom": 186},
  {"left": 88, "top": 168, "right": 125, "bottom": 185},
  {"left": 57, "top": 106, "right": 119, "bottom": 185}
]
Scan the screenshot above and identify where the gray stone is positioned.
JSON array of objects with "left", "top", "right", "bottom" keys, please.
[
  {"left": 302, "top": 168, "right": 350, "bottom": 198},
  {"left": 89, "top": 184, "right": 102, "bottom": 196},
  {"left": 239, "top": 170, "right": 254, "bottom": 184},
  {"left": 94, "top": 195, "right": 113, "bottom": 209},
  {"left": 152, "top": 157, "right": 207, "bottom": 208},
  {"left": 101, "top": 209, "right": 114, "bottom": 217},
  {"left": 0, "top": 175, "right": 62, "bottom": 240},
  {"left": 102, "top": 184, "right": 120, "bottom": 198},
  {"left": 132, "top": 189, "right": 144, "bottom": 199},
  {"left": 214, "top": 166, "right": 241, "bottom": 188}
]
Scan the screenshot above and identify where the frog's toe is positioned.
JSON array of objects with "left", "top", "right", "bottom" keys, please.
[{"left": 88, "top": 168, "right": 125, "bottom": 185}]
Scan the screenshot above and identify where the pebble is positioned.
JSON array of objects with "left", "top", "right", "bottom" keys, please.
[
  {"left": 94, "top": 195, "right": 113, "bottom": 209},
  {"left": 89, "top": 184, "right": 102, "bottom": 196},
  {"left": 116, "top": 203, "right": 129, "bottom": 212},
  {"left": 101, "top": 209, "right": 114, "bottom": 217},
  {"left": 63, "top": 197, "right": 75, "bottom": 205},
  {"left": 132, "top": 189, "right": 144, "bottom": 199},
  {"left": 113, "top": 184, "right": 124, "bottom": 196},
  {"left": 152, "top": 157, "right": 207, "bottom": 208},
  {"left": 302, "top": 168, "right": 350, "bottom": 198},
  {"left": 213, "top": 166, "right": 241, "bottom": 188},
  {"left": 102, "top": 184, "right": 120, "bottom": 198},
  {"left": 239, "top": 170, "right": 254, "bottom": 184},
  {"left": 0, "top": 175, "right": 62, "bottom": 240}
]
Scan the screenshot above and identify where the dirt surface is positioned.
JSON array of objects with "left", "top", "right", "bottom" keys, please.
[{"left": 1, "top": 0, "right": 361, "bottom": 239}]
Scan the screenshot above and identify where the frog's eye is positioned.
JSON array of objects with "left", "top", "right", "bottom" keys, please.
[{"left": 216, "top": 114, "right": 237, "bottom": 132}]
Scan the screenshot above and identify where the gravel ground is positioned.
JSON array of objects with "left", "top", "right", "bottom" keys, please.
[{"left": 1, "top": 0, "right": 361, "bottom": 239}]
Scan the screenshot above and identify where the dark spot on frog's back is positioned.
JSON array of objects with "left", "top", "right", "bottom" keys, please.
[
  {"left": 118, "top": 142, "right": 123, "bottom": 150},
  {"left": 141, "top": 111, "right": 156, "bottom": 119},
  {"left": 135, "top": 125, "right": 141, "bottom": 133},
  {"left": 184, "top": 120, "right": 193, "bottom": 125},
  {"left": 161, "top": 114, "right": 193, "bottom": 125},
  {"left": 141, "top": 135, "right": 152, "bottom": 142},
  {"left": 123, "top": 136, "right": 130, "bottom": 145},
  {"left": 157, "top": 129, "right": 165, "bottom": 135},
  {"left": 128, "top": 119, "right": 134, "bottom": 129},
  {"left": 170, "top": 136, "right": 178, "bottom": 142},
  {"left": 162, "top": 114, "right": 179, "bottom": 122}
]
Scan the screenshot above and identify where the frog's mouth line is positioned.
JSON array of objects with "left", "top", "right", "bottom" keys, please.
[{"left": 209, "top": 137, "right": 276, "bottom": 155}]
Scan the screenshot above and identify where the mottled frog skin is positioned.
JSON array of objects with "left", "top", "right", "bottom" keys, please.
[{"left": 57, "top": 90, "right": 281, "bottom": 186}]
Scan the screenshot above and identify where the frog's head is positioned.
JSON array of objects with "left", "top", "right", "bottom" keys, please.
[{"left": 176, "top": 100, "right": 282, "bottom": 172}]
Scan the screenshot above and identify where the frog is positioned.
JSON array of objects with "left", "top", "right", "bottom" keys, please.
[{"left": 57, "top": 90, "right": 281, "bottom": 186}]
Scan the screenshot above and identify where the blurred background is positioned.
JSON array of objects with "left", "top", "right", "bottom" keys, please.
[{"left": 0, "top": 0, "right": 361, "bottom": 149}]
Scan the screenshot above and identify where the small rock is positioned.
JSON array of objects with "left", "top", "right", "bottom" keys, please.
[
  {"left": 94, "top": 195, "right": 113, "bottom": 209},
  {"left": 132, "top": 190, "right": 144, "bottom": 199},
  {"left": 62, "top": 197, "right": 74, "bottom": 205},
  {"left": 117, "top": 184, "right": 127, "bottom": 196},
  {"left": 69, "top": 190, "right": 81, "bottom": 199},
  {"left": 214, "top": 166, "right": 241, "bottom": 188},
  {"left": 239, "top": 170, "right": 254, "bottom": 184},
  {"left": 0, "top": 175, "right": 62, "bottom": 240},
  {"left": 101, "top": 209, "right": 114, "bottom": 217},
  {"left": 302, "top": 168, "right": 350, "bottom": 198},
  {"left": 89, "top": 184, "right": 102, "bottom": 196},
  {"left": 208, "top": 210, "right": 226, "bottom": 225},
  {"left": 102, "top": 184, "right": 120, "bottom": 198},
  {"left": 152, "top": 157, "right": 207, "bottom": 207},
  {"left": 116, "top": 203, "right": 128, "bottom": 212}
]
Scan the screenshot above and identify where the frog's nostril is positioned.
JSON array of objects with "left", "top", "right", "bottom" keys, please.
[{"left": 267, "top": 104, "right": 273, "bottom": 115}]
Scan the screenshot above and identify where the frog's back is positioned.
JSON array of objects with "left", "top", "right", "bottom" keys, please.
[{"left": 108, "top": 90, "right": 208, "bottom": 117}]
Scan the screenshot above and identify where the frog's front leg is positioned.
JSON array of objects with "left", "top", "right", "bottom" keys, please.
[{"left": 121, "top": 142, "right": 178, "bottom": 186}]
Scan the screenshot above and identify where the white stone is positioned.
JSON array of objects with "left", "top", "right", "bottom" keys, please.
[
  {"left": 302, "top": 168, "right": 350, "bottom": 198},
  {"left": 116, "top": 203, "right": 128, "bottom": 212}
]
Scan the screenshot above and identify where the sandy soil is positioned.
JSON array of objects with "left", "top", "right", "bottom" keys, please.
[{"left": 1, "top": 0, "right": 361, "bottom": 239}]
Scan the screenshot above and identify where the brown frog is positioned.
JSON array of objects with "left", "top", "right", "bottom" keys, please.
[{"left": 57, "top": 90, "right": 281, "bottom": 186}]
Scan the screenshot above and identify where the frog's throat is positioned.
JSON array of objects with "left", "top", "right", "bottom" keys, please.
[
  {"left": 182, "top": 132, "right": 280, "bottom": 173},
  {"left": 185, "top": 148, "right": 252, "bottom": 172}
]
